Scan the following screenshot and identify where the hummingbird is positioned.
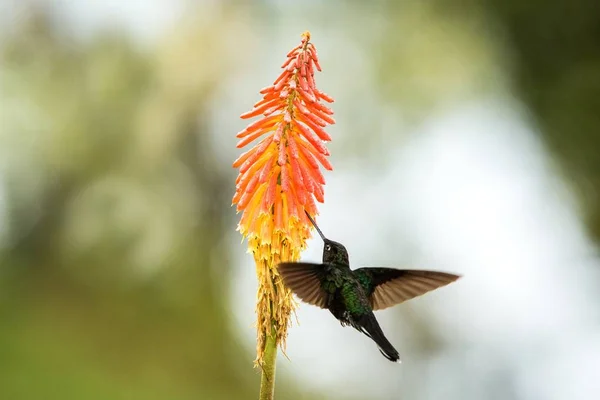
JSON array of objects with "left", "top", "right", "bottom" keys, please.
[{"left": 277, "top": 211, "right": 461, "bottom": 363}]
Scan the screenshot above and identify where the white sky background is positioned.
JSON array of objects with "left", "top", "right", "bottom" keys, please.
[{"left": 2, "top": 1, "right": 599, "bottom": 399}]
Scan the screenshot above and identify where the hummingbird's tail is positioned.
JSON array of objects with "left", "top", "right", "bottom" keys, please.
[{"left": 359, "top": 313, "right": 401, "bottom": 363}]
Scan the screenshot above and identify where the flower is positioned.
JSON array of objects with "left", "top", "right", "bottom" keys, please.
[{"left": 232, "top": 31, "right": 335, "bottom": 365}]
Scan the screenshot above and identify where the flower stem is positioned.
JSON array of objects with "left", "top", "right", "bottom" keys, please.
[{"left": 259, "top": 326, "right": 278, "bottom": 400}]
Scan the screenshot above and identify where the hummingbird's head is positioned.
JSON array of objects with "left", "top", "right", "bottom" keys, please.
[
  {"left": 323, "top": 239, "right": 349, "bottom": 266},
  {"left": 304, "top": 210, "right": 350, "bottom": 265}
]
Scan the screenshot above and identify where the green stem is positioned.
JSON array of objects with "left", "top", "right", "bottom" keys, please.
[{"left": 259, "top": 328, "right": 278, "bottom": 400}]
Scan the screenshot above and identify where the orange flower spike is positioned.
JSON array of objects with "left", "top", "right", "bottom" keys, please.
[
  {"left": 259, "top": 86, "right": 275, "bottom": 95},
  {"left": 277, "top": 137, "right": 287, "bottom": 166},
  {"left": 274, "top": 191, "right": 284, "bottom": 231},
  {"left": 280, "top": 163, "right": 290, "bottom": 191},
  {"left": 302, "top": 112, "right": 330, "bottom": 132},
  {"left": 315, "top": 88, "right": 335, "bottom": 103},
  {"left": 296, "top": 84, "right": 316, "bottom": 103},
  {"left": 240, "top": 98, "right": 282, "bottom": 119},
  {"left": 287, "top": 134, "right": 300, "bottom": 159},
  {"left": 294, "top": 121, "right": 330, "bottom": 153},
  {"left": 286, "top": 43, "right": 302, "bottom": 57},
  {"left": 262, "top": 171, "right": 279, "bottom": 213},
  {"left": 258, "top": 159, "right": 274, "bottom": 184},
  {"left": 295, "top": 137, "right": 332, "bottom": 170},
  {"left": 233, "top": 137, "right": 273, "bottom": 169},
  {"left": 307, "top": 119, "right": 333, "bottom": 141},
  {"left": 312, "top": 100, "right": 334, "bottom": 115},
  {"left": 236, "top": 114, "right": 280, "bottom": 139},
  {"left": 306, "top": 70, "right": 316, "bottom": 90},
  {"left": 232, "top": 147, "right": 256, "bottom": 170},
  {"left": 310, "top": 106, "right": 336, "bottom": 125},
  {"left": 300, "top": 167, "right": 315, "bottom": 193},
  {"left": 236, "top": 129, "right": 272, "bottom": 149},
  {"left": 302, "top": 157, "right": 327, "bottom": 185},
  {"left": 273, "top": 124, "right": 284, "bottom": 143},
  {"left": 281, "top": 54, "right": 296, "bottom": 69},
  {"left": 304, "top": 191, "right": 318, "bottom": 216},
  {"left": 307, "top": 42, "right": 321, "bottom": 70},
  {"left": 297, "top": 146, "right": 320, "bottom": 172},
  {"left": 293, "top": 98, "right": 310, "bottom": 115},
  {"left": 231, "top": 31, "right": 335, "bottom": 367},
  {"left": 312, "top": 180, "right": 325, "bottom": 203},
  {"left": 237, "top": 154, "right": 269, "bottom": 188}
]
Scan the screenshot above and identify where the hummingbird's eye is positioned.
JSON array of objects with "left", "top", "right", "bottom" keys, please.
[{"left": 325, "top": 244, "right": 331, "bottom": 251}]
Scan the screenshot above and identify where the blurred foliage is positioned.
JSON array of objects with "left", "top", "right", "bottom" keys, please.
[
  {"left": 369, "top": 0, "right": 600, "bottom": 245},
  {"left": 0, "top": 8, "right": 316, "bottom": 400},
  {"left": 479, "top": 0, "right": 600, "bottom": 242},
  {"left": 372, "top": 0, "right": 502, "bottom": 116}
]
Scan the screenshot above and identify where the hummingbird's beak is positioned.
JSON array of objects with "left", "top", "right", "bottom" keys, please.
[{"left": 304, "top": 210, "right": 327, "bottom": 242}]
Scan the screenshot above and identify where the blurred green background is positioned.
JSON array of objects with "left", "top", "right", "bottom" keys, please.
[{"left": 0, "top": 1, "right": 599, "bottom": 399}]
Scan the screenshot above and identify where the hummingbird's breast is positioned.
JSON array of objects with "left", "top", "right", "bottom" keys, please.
[{"left": 338, "top": 275, "right": 371, "bottom": 317}]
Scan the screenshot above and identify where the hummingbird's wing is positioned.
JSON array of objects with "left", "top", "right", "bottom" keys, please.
[
  {"left": 353, "top": 268, "right": 460, "bottom": 311},
  {"left": 278, "top": 262, "right": 329, "bottom": 309}
]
